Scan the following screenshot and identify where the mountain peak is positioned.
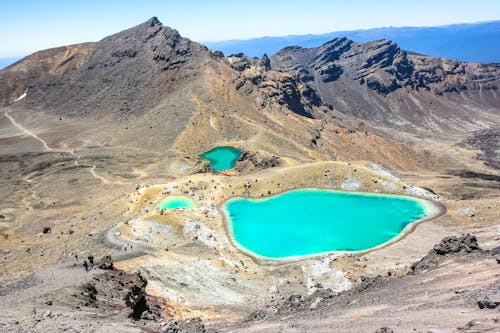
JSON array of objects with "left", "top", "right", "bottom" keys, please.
[
  {"left": 148, "top": 16, "right": 162, "bottom": 27},
  {"left": 0, "top": 16, "right": 211, "bottom": 116}
]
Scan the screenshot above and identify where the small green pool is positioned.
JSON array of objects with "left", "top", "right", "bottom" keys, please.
[
  {"left": 223, "top": 189, "right": 441, "bottom": 259},
  {"left": 158, "top": 196, "right": 195, "bottom": 210},
  {"left": 200, "top": 146, "right": 242, "bottom": 171}
]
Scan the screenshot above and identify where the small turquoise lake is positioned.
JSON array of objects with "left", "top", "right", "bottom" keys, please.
[
  {"left": 223, "top": 189, "right": 440, "bottom": 259},
  {"left": 158, "top": 196, "right": 195, "bottom": 210},
  {"left": 200, "top": 146, "right": 242, "bottom": 171}
]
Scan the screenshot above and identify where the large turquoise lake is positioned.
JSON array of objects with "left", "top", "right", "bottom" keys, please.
[
  {"left": 223, "top": 189, "right": 440, "bottom": 259},
  {"left": 200, "top": 146, "right": 242, "bottom": 171}
]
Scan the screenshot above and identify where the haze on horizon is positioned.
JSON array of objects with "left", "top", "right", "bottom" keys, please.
[{"left": 1, "top": 0, "right": 499, "bottom": 58}]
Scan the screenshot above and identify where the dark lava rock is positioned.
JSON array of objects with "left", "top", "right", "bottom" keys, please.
[
  {"left": 161, "top": 317, "right": 206, "bottom": 333},
  {"left": 277, "top": 76, "right": 315, "bottom": 118},
  {"left": 237, "top": 151, "right": 280, "bottom": 170},
  {"left": 75, "top": 269, "right": 165, "bottom": 320},
  {"left": 374, "top": 327, "right": 394, "bottom": 333},
  {"left": 366, "top": 76, "right": 401, "bottom": 95},
  {"left": 111, "top": 49, "right": 137, "bottom": 58},
  {"left": 432, "top": 234, "right": 480, "bottom": 255},
  {"left": 210, "top": 50, "right": 224, "bottom": 58},
  {"left": 477, "top": 293, "right": 500, "bottom": 309},
  {"left": 98, "top": 255, "right": 114, "bottom": 270},
  {"left": 123, "top": 272, "right": 166, "bottom": 320},
  {"left": 81, "top": 282, "right": 98, "bottom": 307},
  {"left": 125, "top": 273, "right": 152, "bottom": 320},
  {"left": 260, "top": 54, "right": 271, "bottom": 70},
  {"left": 411, "top": 234, "right": 482, "bottom": 274},
  {"left": 42, "top": 227, "right": 51, "bottom": 234}
]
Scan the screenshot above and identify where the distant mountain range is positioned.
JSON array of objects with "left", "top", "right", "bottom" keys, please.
[{"left": 204, "top": 21, "right": 500, "bottom": 63}]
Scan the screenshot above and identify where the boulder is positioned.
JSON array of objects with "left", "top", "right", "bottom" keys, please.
[
  {"left": 98, "top": 255, "right": 114, "bottom": 270},
  {"left": 411, "top": 234, "right": 482, "bottom": 274},
  {"left": 477, "top": 295, "right": 499, "bottom": 309},
  {"left": 432, "top": 234, "right": 479, "bottom": 255},
  {"left": 81, "top": 282, "right": 98, "bottom": 307}
]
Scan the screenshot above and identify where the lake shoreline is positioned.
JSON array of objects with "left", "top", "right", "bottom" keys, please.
[{"left": 220, "top": 188, "right": 447, "bottom": 265}]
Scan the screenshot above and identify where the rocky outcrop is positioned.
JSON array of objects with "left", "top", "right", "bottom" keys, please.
[
  {"left": 236, "top": 151, "right": 281, "bottom": 172},
  {"left": 270, "top": 38, "right": 500, "bottom": 133},
  {"left": 124, "top": 273, "right": 155, "bottom": 320},
  {"left": 432, "top": 234, "right": 480, "bottom": 254},
  {"left": 76, "top": 269, "right": 165, "bottom": 320},
  {"left": 477, "top": 293, "right": 500, "bottom": 309},
  {"left": 80, "top": 282, "right": 98, "bottom": 307},
  {"left": 227, "top": 52, "right": 325, "bottom": 118},
  {"left": 271, "top": 38, "right": 499, "bottom": 96},
  {"left": 97, "top": 255, "right": 114, "bottom": 270},
  {"left": 274, "top": 75, "right": 317, "bottom": 118},
  {"left": 411, "top": 234, "right": 482, "bottom": 274}
]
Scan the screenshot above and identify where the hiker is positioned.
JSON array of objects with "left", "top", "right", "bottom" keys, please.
[
  {"left": 83, "top": 260, "right": 89, "bottom": 272},
  {"left": 88, "top": 255, "right": 94, "bottom": 268},
  {"left": 74, "top": 254, "right": 78, "bottom": 262}
]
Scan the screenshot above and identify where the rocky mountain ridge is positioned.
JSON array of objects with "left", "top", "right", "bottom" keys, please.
[
  {"left": 266, "top": 38, "right": 499, "bottom": 133},
  {"left": 270, "top": 37, "right": 499, "bottom": 95},
  {"left": 1, "top": 18, "right": 498, "bottom": 137},
  {"left": 219, "top": 36, "right": 500, "bottom": 136}
]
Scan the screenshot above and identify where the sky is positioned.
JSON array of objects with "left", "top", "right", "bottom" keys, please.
[{"left": 1, "top": 0, "right": 499, "bottom": 57}]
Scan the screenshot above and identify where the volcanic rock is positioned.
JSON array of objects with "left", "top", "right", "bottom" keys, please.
[{"left": 411, "top": 234, "right": 482, "bottom": 274}]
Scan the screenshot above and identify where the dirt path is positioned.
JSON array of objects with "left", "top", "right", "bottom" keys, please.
[
  {"left": 4, "top": 110, "right": 112, "bottom": 184},
  {"left": 68, "top": 149, "right": 110, "bottom": 184},
  {"left": 103, "top": 226, "right": 155, "bottom": 261},
  {"left": 4, "top": 111, "right": 51, "bottom": 151}
]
